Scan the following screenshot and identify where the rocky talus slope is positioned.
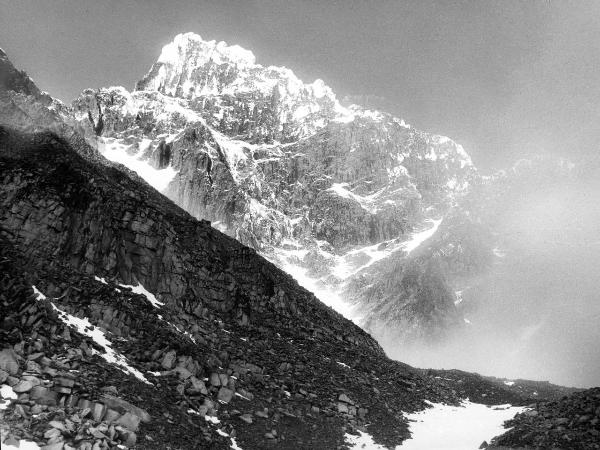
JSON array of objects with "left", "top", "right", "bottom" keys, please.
[
  {"left": 489, "top": 388, "right": 600, "bottom": 449},
  {"left": 0, "top": 125, "right": 531, "bottom": 449}
]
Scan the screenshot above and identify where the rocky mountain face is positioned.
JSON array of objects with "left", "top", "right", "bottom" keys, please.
[
  {"left": 65, "top": 32, "right": 477, "bottom": 346},
  {"left": 64, "top": 32, "right": 600, "bottom": 361}
]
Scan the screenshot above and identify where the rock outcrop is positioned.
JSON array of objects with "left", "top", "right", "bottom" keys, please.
[{"left": 66, "top": 33, "right": 476, "bottom": 345}]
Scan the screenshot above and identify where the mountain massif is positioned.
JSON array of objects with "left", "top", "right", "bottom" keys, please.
[
  {"left": 66, "top": 33, "right": 478, "bottom": 346},
  {"left": 1, "top": 34, "right": 599, "bottom": 449}
]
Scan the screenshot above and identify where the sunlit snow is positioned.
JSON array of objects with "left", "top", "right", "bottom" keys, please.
[
  {"left": 493, "top": 247, "right": 507, "bottom": 258},
  {"left": 197, "top": 409, "right": 243, "bottom": 450},
  {"left": 335, "top": 218, "right": 442, "bottom": 279},
  {"left": 277, "top": 254, "right": 359, "bottom": 321},
  {"left": 275, "top": 218, "right": 442, "bottom": 321},
  {"left": 401, "top": 219, "right": 442, "bottom": 255},
  {"left": 327, "top": 183, "right": 383, "bottom": 214},
  {"left": 345, "top": 401, "right": 524, "bottom": 450},
  {"left": 212, "top": 130, "right": 250, "bottom": 182},
  {"left": 32, "top": 285, "right": 151, "bottom": 384},
  {"left": 99, "top": 137, "right": 177, "bottom": 192},
  {"left": 0, "top": 432, "right": 40, "bottom": 450},
  {"left": 0, "top": 384, "right": 17, "bottom": 410},
  {"left": 119, "top": 282, "right": 164, "bottom": 308},
  {"left": 399, "top": 401, "right": 524, "bottom": 449},
  {"left": 454, "top": 290, "right": 463, "bottom": 305}
]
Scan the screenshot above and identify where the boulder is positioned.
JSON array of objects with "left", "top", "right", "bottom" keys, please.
[
  {"left": 161, "top": 350, "right": 177, "bottom": 369},
  {"left": 116, "top": 412, "right": 141, "bottom": 432},
  {"left": 0, "top": 349, "right": 19, "bottom": 375},
  {"left": 13, "top": 379, "right": 33, "bottom": 393},
  {"left": 101, "top": 395, "right": 151, "bottom": 423},
  {"left": 217, "top": 387, "right": 234, "bottom": 403}
]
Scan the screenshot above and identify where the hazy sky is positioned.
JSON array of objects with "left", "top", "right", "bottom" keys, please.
[{"left": 1, "top": 0, "right": 600, "bottom": 170}]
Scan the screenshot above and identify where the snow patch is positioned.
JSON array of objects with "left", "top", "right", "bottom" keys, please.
[
  {"left": 327, "top": 183, "right": 384, "bottom": 214},
  {"left": 401, "top": 218, "right": 442, "bottom": 255},
  {"left": 276, "top": 253, "right": 359, "bottom": 321},
  {"left": 205, "top": 415, "right": 221, "bottom": 425},
  {"left": 94, "top": 276, "right": 108, "bottom": 285},
  {"left": 0, "top": 434, "right": 40, "bottom": 450},
  {"left": 32, "top": 286, "right": 150, "bottom": 384},
  {"left": 99, "top": 137, "right": 178, "bottom": 193},
  {"left": 0, "top": 385, "right": 17, "bottom": 410},
  {"left": 198, "top": 409, "right": 243, "bottom": 449},
  {"left": 345, "top": 430, "right": 388, "bottom": 449},
  {"left": 212, "top": 131, "right": 250, "bottom": 182},
  {"left": 119, "top": 282, "right": 164, "bottom": 308},
  {"left": 157, "top": 316, "right": 197, "bottom": 344},
  {"left": 399, "top": 401, "right": 524, "bottom": 449},
  {"left": 454, "top": 290, "right": 463, "bottom": 305},
  {"left": 493, "top": 247, "right": 506, "bottom": 258},
  {"left": 345, "top": 401, "right": 524, "bottom": 449}
]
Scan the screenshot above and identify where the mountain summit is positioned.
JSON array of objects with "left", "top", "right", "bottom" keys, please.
[{"left": 136, "top": 32, "right": 342, "bottom": 141}]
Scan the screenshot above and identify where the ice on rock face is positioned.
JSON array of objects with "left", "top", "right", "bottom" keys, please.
[{"left": 0, "top": 436, "right": 40, "bottom": 450}]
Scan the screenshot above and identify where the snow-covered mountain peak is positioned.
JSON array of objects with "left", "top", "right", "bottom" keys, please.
[
  {"left": 136, "top": 32, "right": 338, "bottom": 105},
  {"left": 157, "top": 32, "right": 257, "bottom": 68}
]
